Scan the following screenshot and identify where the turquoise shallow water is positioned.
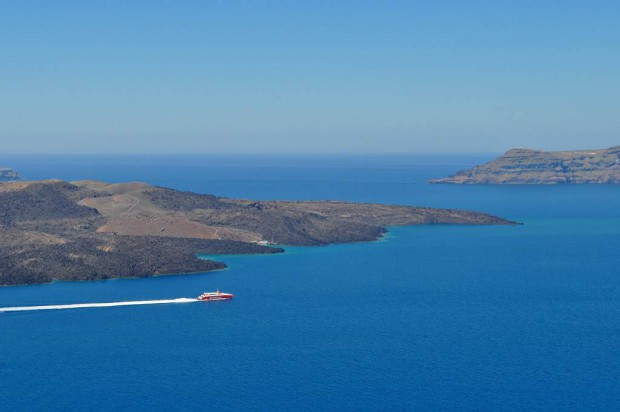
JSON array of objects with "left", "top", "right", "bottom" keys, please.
[{"left": 1, "top": 155, "right": 620, "bottom": 411}]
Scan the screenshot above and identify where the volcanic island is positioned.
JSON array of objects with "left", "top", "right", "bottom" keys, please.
[{"left": 0, "top": 179, "right": 517, "bottom": 285}]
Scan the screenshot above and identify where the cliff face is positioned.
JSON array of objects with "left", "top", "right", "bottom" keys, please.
[
  {"left": 430, "top": 146, "right": 620, "bottom": 184},
  {"left": 0, "top": 179, "right": 517, "bottom": 285},
  {"left": 0, "top": 168, "right": 22, "bottom": 181}
]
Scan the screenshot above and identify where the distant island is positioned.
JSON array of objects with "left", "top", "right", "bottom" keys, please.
[
  {"left": 0, "top": 179, "right": 516, "bottom": 285},
  {"left": 0, "top": 167, "right": 22, "bottom": 181},
  {"left": 430, "top": 146, "right": 620, "bottom": 184}
]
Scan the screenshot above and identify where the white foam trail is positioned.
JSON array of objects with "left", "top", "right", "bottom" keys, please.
[{"left": 0, "top": 298, "right": 197, "bottom": 313}]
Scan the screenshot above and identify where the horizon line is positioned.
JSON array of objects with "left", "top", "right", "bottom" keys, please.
[{"left": 0, "top": 151, "right": 505, "bottom": 157}]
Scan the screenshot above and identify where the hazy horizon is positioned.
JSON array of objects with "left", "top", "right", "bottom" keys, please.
[
  {"left": 0, "top": 148, "right": 523, "bottom": 156},
  {"left": 2, "top": 147, "right": 612, "bottom": 157},
  {"left": 2, "top": 143, "right": 618, "bottom": 156},
  {"left": 2, "top": 2, "right": 618, "bottom": 154}
]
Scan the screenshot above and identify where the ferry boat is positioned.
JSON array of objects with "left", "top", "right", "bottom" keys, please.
[{"left": 196, "top": 290, "right": 233, "bottom": 301}]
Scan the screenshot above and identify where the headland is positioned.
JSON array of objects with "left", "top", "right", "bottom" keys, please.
[{"left": 430, "top": 146, "right": 620, "bottom": 184}]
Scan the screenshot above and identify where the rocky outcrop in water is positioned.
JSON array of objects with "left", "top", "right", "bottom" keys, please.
[
  {"left": 430, "top": 146, "right": 620, "bottom": 184},
  {"left": 0, "top": 168, "right": 22, "bottom": 181}
]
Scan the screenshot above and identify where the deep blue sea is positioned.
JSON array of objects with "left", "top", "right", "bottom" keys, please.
[{"left": 1, "top": 155, "right": 620, "bottom": 411}]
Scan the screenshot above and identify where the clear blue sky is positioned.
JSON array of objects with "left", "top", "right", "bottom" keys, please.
[{"left": 1, "top": 1, "right": 618, "bottom": 154}]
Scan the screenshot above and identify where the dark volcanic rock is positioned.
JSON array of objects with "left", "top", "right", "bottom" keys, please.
[
  {"left": 430, "top": 146, "right": 620, "bottom": 184},
  {"left": 0, "top": 181, "right": 99, "bottom": 225},
  {"left": 0, "top": 233, "right": 283, "bottom": 286},
  {"left": 148, "top": 187, "right": 231, "bottom": 211}
]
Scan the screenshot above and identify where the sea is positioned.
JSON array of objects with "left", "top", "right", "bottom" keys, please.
[{"left": 1, "top": 154, "right": 619, "bottom": 411}]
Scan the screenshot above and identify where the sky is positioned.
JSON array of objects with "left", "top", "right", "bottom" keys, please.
[{"left": 1, "top": 1, "right": 618, "bottom": 154}]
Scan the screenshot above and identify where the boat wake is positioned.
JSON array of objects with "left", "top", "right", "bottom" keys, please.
[{"left": 0, "top": 298, "right": 197, "bottom": 313}]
